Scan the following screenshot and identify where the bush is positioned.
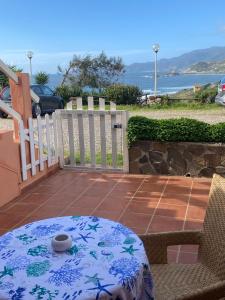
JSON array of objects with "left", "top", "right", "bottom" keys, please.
[
  {"left": 55, "top": 85, "right": 82, "bottom": 103},
  {"left": 35, "top": 72, "right": 49, "bottom": 85},
  {"left": 195, "top": 85, "right": 218, "bottom": 103},
  {"left": 104, "top": 84, "right": 142, "bottom": 105},
  {"left": 127, "top": 116, "right": 225, "bottom": 146},
  {"left": 127, "top": 116, "right": 158, "bottom": 145},
  {"left": 210, "top": 123, "right": 225, "bottom": 143},
  {"left": 157, "top": 118, "right": 211, "bottom": 142}
]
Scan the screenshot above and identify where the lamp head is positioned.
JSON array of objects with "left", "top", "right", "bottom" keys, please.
[
  {"left": 27, "top": 51, "right": 33, "bottom": 59},
  {"left": 152, "top": 44, "right": 160, "bottom": 53}
]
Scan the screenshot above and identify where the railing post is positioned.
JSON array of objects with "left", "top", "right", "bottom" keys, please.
[{"left": 9, "top": 73, "right": 32, "bottom": 140}]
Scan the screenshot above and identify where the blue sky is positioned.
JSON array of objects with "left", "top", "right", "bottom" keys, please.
[{"left": 1, "top": 0, "right": 225, "bottom": 73}]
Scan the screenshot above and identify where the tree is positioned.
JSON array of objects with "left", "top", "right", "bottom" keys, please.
[
  {"left": 0, "top": 65, "right": 22, "bottom": 88},
  {"left": 58, "top": 52, "right": 125, "bottom": 90},
  {"left": 35, "top": 71, "right": 49, "bottom": 85}
]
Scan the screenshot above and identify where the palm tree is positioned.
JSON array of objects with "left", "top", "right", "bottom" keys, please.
[{"left": 35, "top": 72, "right": 49, "bottom": 85}]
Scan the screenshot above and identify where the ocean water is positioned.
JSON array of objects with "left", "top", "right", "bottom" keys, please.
[
  {"left": 119, "top": 72, "right": 225, "bottom": 94},
  {"left": 49, "top": 73, "right": 225, "bottom": 95}
]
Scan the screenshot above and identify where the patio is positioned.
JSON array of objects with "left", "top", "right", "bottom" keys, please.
[{"left": 0, "top": 170, "right": 211, "bottom": 264}]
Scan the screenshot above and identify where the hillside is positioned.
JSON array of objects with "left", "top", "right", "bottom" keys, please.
[
  {"left": 184, "top": 60, "right": 225, "bottom": 74},
  {"left": 126, "top": 46, "right": 225, "bottom": 73}
]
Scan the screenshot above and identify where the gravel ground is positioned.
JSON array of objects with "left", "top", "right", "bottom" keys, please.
[
  {"left": 1, "top": 109, "right": 225, "bottom": 130},
  {"left": 129, "top": 109, "right": 225, "bottom": 124}
]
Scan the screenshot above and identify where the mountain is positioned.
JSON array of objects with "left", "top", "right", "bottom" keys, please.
[
  {"left": 184, "top": 60, "right": 225, "bottom": 74},
  {"left": 126, "top": 46, "right": 225, "bottom": 73}
]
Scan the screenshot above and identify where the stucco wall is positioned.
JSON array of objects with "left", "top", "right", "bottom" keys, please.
[
  {"left": 129, "top": 140, "right": 225, "bottom": 177},
  {"left": 0, "top": 129, "right": 59, "bottom": 207}
]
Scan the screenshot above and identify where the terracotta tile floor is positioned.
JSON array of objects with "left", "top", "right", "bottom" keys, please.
[{"left": 0, "top": 170, "right": 212, "bottom": 264}]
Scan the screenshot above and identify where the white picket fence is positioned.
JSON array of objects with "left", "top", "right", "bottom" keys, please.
[
  {"left": 56, "top": 96, "right": 129, "bottom": 172},
  {"left": 0, "top": 95, "right": 129, "bottom": 181},
  {"left": 19, "top": 113, "right": 59, "bottom": 181}
]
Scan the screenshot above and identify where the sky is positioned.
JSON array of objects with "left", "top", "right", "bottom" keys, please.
[{"left": 1, "top": 0, "right": 225, "bottom": 73}]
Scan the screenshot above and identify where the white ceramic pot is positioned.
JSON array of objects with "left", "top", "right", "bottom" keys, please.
[{"left": 51, "top": 233, "right": 72, "bottom": 252}]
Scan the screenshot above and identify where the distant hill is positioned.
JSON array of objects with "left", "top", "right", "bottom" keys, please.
[
  {"left": 184, "top": 60, "right": 225, "bottom": 74},
  {"left": 126, "top": 46, "right": 225, "bottom": 73}
]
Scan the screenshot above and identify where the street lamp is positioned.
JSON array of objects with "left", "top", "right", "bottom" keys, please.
[
  {"left": 152, "top": 43, "right": 160, "bottom": 96},
  {"left": 27, "top": 51, "right": 33, "bottom": 82}
]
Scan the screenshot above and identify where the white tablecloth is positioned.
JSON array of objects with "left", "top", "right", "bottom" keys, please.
[{"left": 0, "top": 216, "right": 154, "bottom": 300}]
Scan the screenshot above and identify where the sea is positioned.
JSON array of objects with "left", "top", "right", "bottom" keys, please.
[
  {"left": 119, "top": 72, "right": 225, "bottom": 95},
  {"left": 48, "top": 72, "right": 225, "bottom": 95}
]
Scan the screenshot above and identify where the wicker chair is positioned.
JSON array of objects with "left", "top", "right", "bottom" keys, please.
[{"left": 140, "top": 174, "right": 225, "bottom": 300}]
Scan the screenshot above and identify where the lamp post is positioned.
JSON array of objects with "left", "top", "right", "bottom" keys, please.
[
  {"left": 27, "top": 51, "right": 33, "bottom": 83},
  {"left": 152, "top": 44, "right": 160, "bottom": 97}
]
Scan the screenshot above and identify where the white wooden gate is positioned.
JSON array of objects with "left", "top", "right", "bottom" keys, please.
[
  {"left": 19, "top": 113, "right": 59, "bottom": 181},
  {"left": 56, "top": 97, "right": 129, "bottom": 172}
]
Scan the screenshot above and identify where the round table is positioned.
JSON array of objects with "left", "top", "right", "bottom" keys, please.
[{"left": 0, "top": 216, "right": 154, "bottom": 300}]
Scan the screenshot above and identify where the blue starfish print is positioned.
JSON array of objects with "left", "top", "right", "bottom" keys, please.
[
  {"left": 121, "top": 245, "right": 138, "bottom": 255},
  {"left": 0, "top": 266, "right": 13, "bottom": 279},
  {"left": 86, "top": 223, "right": 102, "bottom": 232},
  {"left": 85, "top": 273, "right": 103, "bottom": 285},
  {"left": 75, "top": 233, "right": 94, "bottom": 243},
  {"left": 88, "top": 281, "right": 114, "bottom": 300},
  {"left": 90, "top": 251, "right": 97, "bottom": 260}
]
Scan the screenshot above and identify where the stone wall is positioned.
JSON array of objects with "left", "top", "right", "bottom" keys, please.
[{"left": 129, "top": 141, "right": 225, "bottom": 177}]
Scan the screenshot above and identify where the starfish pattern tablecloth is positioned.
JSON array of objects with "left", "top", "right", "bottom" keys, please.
[{"left": 0, "top": 216, "right": 154, "bottom": 300}]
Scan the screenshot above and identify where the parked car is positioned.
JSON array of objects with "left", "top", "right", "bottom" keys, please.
[
  {"left": 0, "top": 84, "right": 64, "bottom": 118},
  {"left": 215, "top": 77, "right": 225, "bottom": 106}
]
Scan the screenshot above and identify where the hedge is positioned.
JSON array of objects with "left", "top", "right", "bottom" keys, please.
[{"left": 127, "top": 116, "right": 225, "bottom": 146}]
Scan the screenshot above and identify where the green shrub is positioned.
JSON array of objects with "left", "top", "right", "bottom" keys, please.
[
  {"left": 128, "top": 116, "right": 225, "bottom": 145},
  {"left": 195, "top": 85, "right": 218, "bottom": 103},
  {"left": 55, "top": 85, "right": 82, "bottom": 103},
  {"left": 157, "top": 118, "right": 211, "bottom": 142},
  {"left": 127, "top": 116, "right": 158, "bottom": 145},
  {"left": 210, "top": 123, "right": 225, "bottom": 143},
  {"left": 104, "top": 84, "right": 142, "bottom": 104}
]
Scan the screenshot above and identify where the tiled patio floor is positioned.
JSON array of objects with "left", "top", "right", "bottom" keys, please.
[{"left": 0, "top": 170, "right": 211, "bottom": 264}]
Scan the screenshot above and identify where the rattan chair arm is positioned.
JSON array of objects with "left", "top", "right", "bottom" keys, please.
[
  {"left": 139, "top": 231, "right": 202, "bottom": 264},
  {"left": 178, "top": 280, "right": 225, "bottom": 300}
]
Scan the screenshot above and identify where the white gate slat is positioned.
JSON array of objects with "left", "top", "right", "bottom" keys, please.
[
  {"left": 88, "top": 97, "right": 96, "bottom": 167},
  {"left": 99, "top": 98, "right": 107, "bottom": 167},
  {"left": 100, "top": 112, "right": 107, "bottom": 168},
  {"left": 28, "top": 117, "right": 36, "bottom": 176},
  {"left": 110, "top": 101, "right": 116, "bottom": 111},
  {"left": 66, "top": 101, "right": 73, "bottom": 110},
  {"left": 52, "top": 112, "right": 58, "bottom": 163},
  {"left": 88, "top": 96, "right": 94, "bottom": 110},
  {"left": 45, "top": 114, "right": 51, "bottom": 167},
  {"left": 122, "top": 111, "right": 129, "bottom": 172},
  {"left": 37, "top": 115, "right": 44, "bottom": 171},
  {"left": 77, "top": 97, "right": 83, "bottom": 110},
  {"left": 67, "top": 113, "right": 75, "bottom": 165},
  {"left": 55, "top": 110, "right": 64, "bottom": 168},
  {"left": 19, "top": 120, "right": 27, "bottom": 181},
  {"left": 77, "top": 111, "right": 85, "bottom": 166},
  {"left": 111, "top": 111, "right": 117, "bottom": 169},
  {"left": 99, "top": 98, "right": 105, "bottom": 111}
]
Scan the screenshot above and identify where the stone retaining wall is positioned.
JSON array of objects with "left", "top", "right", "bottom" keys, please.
[{"left": 129, "top": 141, "right": 225, "bottom": 177}]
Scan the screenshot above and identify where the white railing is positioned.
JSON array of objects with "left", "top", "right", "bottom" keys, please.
[
  {"left": 19, "top": 113, "right": 59, "bottom": 181},
  {"left": 57, "top": 96, "right": 129, "bottom": 172},
  {"left": 0, "top": 100, "right": 59, "bottom": 181},
  {"left": 0, "top": 99, "right": 21, "bottom": 122}
]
